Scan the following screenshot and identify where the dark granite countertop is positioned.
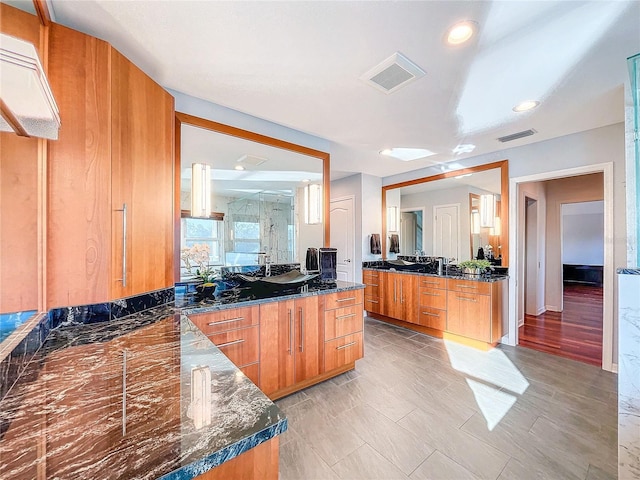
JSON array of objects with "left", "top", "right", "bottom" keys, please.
[
  {"left": 0, "top": 305, "right": 287, "bottom": 480},
  {"left": 362, "top": 267, "right": 508, "bottom": 283},
  {"left": 180, "top": 280, "right": 365, "bottom": 315}
]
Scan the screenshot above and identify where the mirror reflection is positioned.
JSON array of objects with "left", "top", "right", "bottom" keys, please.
[
  {"left": 384, "top": 166, "right": 505, "bottom": 265},
  {"left": 179, "top": 124, "right": 324, "bottom": 277}
]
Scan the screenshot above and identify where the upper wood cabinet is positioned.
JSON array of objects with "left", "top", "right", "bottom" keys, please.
[{"left": 46, "top": 24, "right": 174, "bottom": 308}]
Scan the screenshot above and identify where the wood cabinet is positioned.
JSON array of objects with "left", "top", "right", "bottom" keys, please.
[
  {"left": 446, "top": 278, "right": 503, "bottom": 344},
  {"left": 417, "top": 276, "right": 447, "bottom": 330},
  {"left": 46, "top": 23, "right": 174, "bottom": 308},
  {"left": 259, "top": 297, "right": 322, "bottom": 396},
  {"left": 363, "top": 270, "right": 383, "bottom": 314},
  {"left": 189, "top": 306, "right": 260, "bottom": 385},
  {"left": 381, "top": 272, "right": 417, "bottom": 324},
  {"left": 323, "top": 290, "right": 364, "bottom": 372}
]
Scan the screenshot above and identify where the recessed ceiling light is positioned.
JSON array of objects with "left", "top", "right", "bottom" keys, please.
[
  {"left": 446, "top": 21, "right": 476, "bottom": 45},
  {"left": 379, "top": 147, "right": 437, "bottom": 161},
  {"left": 302, "top": 178, "right": 310, "bottom": 183},
  {"left": 454, "top": 173, "right": 473, "bottom": 179},
  {"left": 513, "top": 100, "right": 540, "bottom": 112},
  {"left": 453, "top": 144, "right": 476, "bottom": 155},
  {"left": 234, "top": 165, "right": 245, "bottom": 171}
]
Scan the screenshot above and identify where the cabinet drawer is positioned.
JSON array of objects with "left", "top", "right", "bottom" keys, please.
[
  {"left": 189, "top": 306, "right": 259, "bottom": 335},
  {"left": 364, "top": 284, "right": 379, "bottom": 297},
  {"left": 324, "top": 332, "right": 363, "bottom": 371},
  {"left": 240, "top": 363, "right": 260, "bottom": 385},
  {"left": 417, "top": 307, "right": 446, "bottom": 330},
  {"left": 325, "top": 305, "right": 363, "bottom": 340},
  {"left": 364, "top": 296, "right": 382, "bottom": 313},
  {"left": 363, "top": 270, "right": 381, "bottom": 281},
  {"left": 324, "top": 289, "right": 363, "bottom": 310},
  {"left": 207, "top": 325, "right": 259, "bottom": 368},
  {"left": 418, "top": 287, "right": 447, "bottom": 309},
  {"left": 447, "top": 279, "right": 491, "bottom": 295},
  {"left": 418, "top": 276, "right": 447, "bottom": 289}
]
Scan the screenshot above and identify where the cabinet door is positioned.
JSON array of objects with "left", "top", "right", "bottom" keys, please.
[
  {"left": 447, "top": 292, "right": 491, "bottom": 341},
  {"left": 47, "top": 23, "right": 112, "bottom": 308},
  {"left": 294, "top": 296, "right": 323, "bottom": 383},
  {"left": 111, "top": 48, "right": 174, "bottom": 299},
  {"left": 399, "top": 275, "right": 417, "bottom": 323},
  {"left": 381, "top": 272, "right": 399, "bottom": 318},
  {"left": 259, "top": 301, "right": 295, "bottom": 395}
]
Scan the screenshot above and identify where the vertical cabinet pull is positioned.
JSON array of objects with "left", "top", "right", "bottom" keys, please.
[
  {"left": 122, "top": 349, "right": 127, "bottom": 436},
  {"left": 288, "top": 309, "right": 293, "bottom": 355},
  {"left": 393, "top": 279, "right": 397, "bottom": 302},
  {"left": 115, "top": 203, "right": 127, "bottom": 287},
  {"left": 299, "top": 307, "right": 304, "bottom": 353},
  {"left": 400, "top": 280, "right": 404, "bottom": 304}
]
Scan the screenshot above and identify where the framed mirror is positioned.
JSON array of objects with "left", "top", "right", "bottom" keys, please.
[
  {"left": 382, "top": 160, "right": 509, "bottom": 266},
  {"left": 174, "top": 113, "right": 330, "bottom": 280}
]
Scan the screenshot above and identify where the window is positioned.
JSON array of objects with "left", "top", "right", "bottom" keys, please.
[
  {"left": 232, "top": 218, "right": 260, "bottom": 253},
  {"left": 181, "top": 217, "right": 224, "bottom": 265}
]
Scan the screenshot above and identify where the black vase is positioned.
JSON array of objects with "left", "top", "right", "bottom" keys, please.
[{"left": 195, "top": 283, "right": 216, "bottom": 300}]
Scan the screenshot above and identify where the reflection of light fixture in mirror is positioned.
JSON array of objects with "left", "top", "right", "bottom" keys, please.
[
  {"left": 191, "top": 163, "right": 212, "bottom": 217},
  {"left": 479, "top": 194, "right": 496, "bottom": 228},
  {"left": 234, "top": 165, "right": 245, "bottom": 171},
  {"left": 471, "top": 210, "right": 480, "bottom": 234},
  {"left": 387, "top": 206, "right": 399, "bottom": 232},
  {"left": 490, "top": 217, "right": 501, "bottom": 236},
  {"left": 380, "top": 147, "right": 436, "bottom": 161},
  {"left": 188, "top": 366, "right": 211, "bottom": 429},
  {"left": 304, "top": 183, "right": 322, "bottom": 225},
  {"left": 0, "top": 33, "right": 61, "bottom": 139}
]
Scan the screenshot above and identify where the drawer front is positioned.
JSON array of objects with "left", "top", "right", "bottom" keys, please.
[
  {"left": 447, "top": 279, "right": 491, "bottom": 295},
  {"left": 364, "top": 283, "right": 380, "bottom": 298},
  {"left": 364, "top": 295, "right": 382, "bottom": 314},
  {"left": 418, "top": 287, "right": 447, "bottom": 310},
  {"left": 207, "top": 325, "right": 259, "bottom": 368},
  {"left": 189, "top": 306, "right": 259, "bottom": 335},
  {"left": 324, "top": 332, "right": 363, "bottom": 371},
  {"left": 417, "top": 306, "right": 446, "bottom": 330},
  {"left": 324, "top": 289, "right": 363, "bottom": 311},
  {"left": 324, "top": 305, "right": 363, "bottom": 340},
  {"left": 363, "top": 270, "right": 381, "bottom": 282},
  {"left": 240, "top": 363, "right": 260, "bottom": 385},
  {"left": 418, "top": 276, "right": 447, "bottom": 289}
]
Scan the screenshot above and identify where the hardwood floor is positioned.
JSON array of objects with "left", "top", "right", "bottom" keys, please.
[
  {"left": 277, "top": 317, "right": 617, "bottom": 480},
  {"left": 518, "top": 283, "right": 603, "bottom": 366}
]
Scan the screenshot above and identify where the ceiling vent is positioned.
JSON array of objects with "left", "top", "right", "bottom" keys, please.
[
  {"left": 236, "top": 154, "right": 267, "bottom": 167},
  {"left": 497, "top": 129, "right": 537, "bottom": 143},
  {"left": 361, "top": 52, "right": 426, "bottom": 94}
]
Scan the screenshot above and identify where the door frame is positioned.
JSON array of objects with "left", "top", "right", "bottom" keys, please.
[
  {"left": 330, "top": 195, "right": 356, "bottom": 282},
  {"left": 507, "top": 162, "right": 614, "bottom": 372},
  {"left": 401, "top": 207, "right": 426, "bottom": 254},
  {"left": 432, "top": 203, "right": 461, "bottom": 262}
]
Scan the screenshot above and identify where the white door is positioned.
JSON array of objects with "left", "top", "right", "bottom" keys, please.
[
  {"left": 330, "top": 196, "right": 355, "bottom": 282},
  {"left": 401, "top": 212, "right": 416, "bottom": 254},
  {"left": 433, "top": 204, "right": 460, "bottom": 261}
]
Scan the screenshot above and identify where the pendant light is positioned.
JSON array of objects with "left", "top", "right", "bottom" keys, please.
[
  {"left": 304, "top": 183, "right": 322, "bottom": 224},
  {"left": 191, "top": 163, "right": 212, "bottom": 218}
]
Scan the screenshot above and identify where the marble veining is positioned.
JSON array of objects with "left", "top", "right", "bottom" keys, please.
[
  {"left": 362, "top": 266, "right": 508, "bottom": 283},
  {"left": 618, "top": 272, "right": 640, "bottom": 479},
  {"left": 617, "top": 267, "right": 640, "bottom": 275},
  {"left": 0, "top": 306, "right": 286, "bottom": 480}
]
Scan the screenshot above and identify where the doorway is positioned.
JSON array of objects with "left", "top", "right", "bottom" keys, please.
[
  {"left": 509, "top": 165, "right": 612, "bottom": 371},
  {"left": 330, "top": 196, "right": 355, "bottom": 282},
  {"left": 433, "top": 204, "right": 460, "bottom": 262},
  {"left": 400, "top": 209, "right": 423, "bottom": 255}
]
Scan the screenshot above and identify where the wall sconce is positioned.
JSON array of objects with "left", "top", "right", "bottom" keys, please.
[
  {"left": 0, "top": 33, "right": 60, "bottom": 139},
  {"left": 490, "top": 216, "right": 501, "bottom": 236},
  {"left": 191, "top": 163, "right": 212, "bottom": 218},
  {"left": 304, "top": 183, "right": 322, "bottom": 225},
  {"left": 387, "top": 206, "right": 399, "bottom": 232},
  {"left": 471, "top": 210, "right": 481, "bottom": 235},
  {"left": 479, "top": 194, "right": 496, "bottom": 228}
]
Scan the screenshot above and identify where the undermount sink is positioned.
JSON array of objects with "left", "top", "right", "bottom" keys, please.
[
  {"left": 238, "top": 270, "right": 318, "bottom": 285},
  {"left": 386, "top": 259, "right": 428, "bottom": 271}
]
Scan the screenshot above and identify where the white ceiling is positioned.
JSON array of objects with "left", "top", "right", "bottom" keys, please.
[
  {"left": 7, "top": 0, "right": 640, "bottom": 180},
  {"left": 394, "top": 168, "right": 501, "bottom": 197}
]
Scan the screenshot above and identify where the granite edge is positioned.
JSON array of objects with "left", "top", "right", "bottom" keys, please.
[
  {"left": 617, "top": 267, "right": 640, "bottom": 275},
  {"left": 362, "top": 267, "right": 508, "bottom": 282}
]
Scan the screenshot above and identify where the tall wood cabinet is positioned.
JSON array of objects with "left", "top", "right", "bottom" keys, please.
[
  {"left": 46, "top": 23, "right": 174, "bottom": 308},
  {"left": 382, "top": 272, "right": 417, "bottom": 324}
]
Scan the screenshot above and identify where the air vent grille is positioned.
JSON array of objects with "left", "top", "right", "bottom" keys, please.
[
  {"left": 237, "top": 154, "right": 267, "bottom": 166},
  {"left": 497, "top": 129, "right": 537, "bottom": 143},
  {"left": 361, "top": 52, "right": 425, "bottom": 94}
]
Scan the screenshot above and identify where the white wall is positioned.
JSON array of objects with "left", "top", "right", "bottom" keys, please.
[
  {"left": 361, "top": 173, "right": 383, "bottom": 264},
  {"left": 562, "top": 202, "right": 604, "bottom": 265}
]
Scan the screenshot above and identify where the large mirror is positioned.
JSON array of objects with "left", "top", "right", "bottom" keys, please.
[
  {"left": 175, "top": 113, "right": 330, "bottom": 280},
  {"left": 382, "top": 160, "right": 509, "bottom": 266}
]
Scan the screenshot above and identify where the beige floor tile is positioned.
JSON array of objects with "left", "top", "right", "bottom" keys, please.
[
  {"left": 340, "top": 376, "right": 418, "bottom": 422},
  {"left": 410, "top": 450, "right": 480, "bottom": 480},
  {"left": 332, "top": 443, "right": 410, "bottom": 480},
  {"left": 279, "top": 436, "right": 340, "bottom": 480}
]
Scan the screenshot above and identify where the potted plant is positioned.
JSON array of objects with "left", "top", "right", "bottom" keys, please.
[
  {"left": 181, "top": 244, "right": 220, "bottom": 299},
  {"left": 457, "top": 259, "right": 492, "bottom": 275}
]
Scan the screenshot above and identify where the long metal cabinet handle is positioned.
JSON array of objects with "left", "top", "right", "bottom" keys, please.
[
  {"left": 207, "top": 316, "right": 244, "bottom": 326},
  {"left": 422, "top": 311, "right": 440, "bottom": 317},
  {"left": 336, "top": 297, "right": 356, "bottom": 302},
  {"left": 115, "top": 203, "right": 127, "bottom": 287},
  {"left": 365, "top": 299, "right": 379, "bottom": 304},
  {"left": 456, "top": 285, "right": 477, "bottom": 289},
  {"left": 422, "top": 292, "right": 440, "bottom": 297},
  {"left": 122, "top": 349, "right": 127, "bottom": 436},
  {"left": 336, "top": 341, "right": 357, "bottom": 350},
  {"left": 216, "top": 338, "right": 245, "bottom": 348},
  {"left": 457, "top": 296, "right": 477, "bottom": 302},
  {"left": 288, "top": 309, "right": 293, "bottom": 355},
  {"left": 336, "top": 313, "right": 356, "bottom": 320},
  {"left": 400, "top": 280, "right": 404, "bottom": 303},
  {"left": 393, "top": 280, "right": 397, "bottom": 302},
  {"left": 299, "top": 307, "right": 304, "bottom": 353}
]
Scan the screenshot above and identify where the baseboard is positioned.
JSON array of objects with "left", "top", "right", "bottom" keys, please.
[
  {"left": 545, "top": 305, "right": 562, "bottom": 312},
  {"left": 518, "top": 317, "right": 524, "bottom": 327},
  {"left": 536, "top": 306, "right": 547, "bottom": 316},
  {"left": 610, "top": 363, "right": 618, "bottom": 374}
]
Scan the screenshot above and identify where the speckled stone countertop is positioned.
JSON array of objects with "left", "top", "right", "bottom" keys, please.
[
  {"left": 0, "top": 305, "right": 287, "bottom": 480},
  {"left": 362, "top": 267, "right": 508, "bottom": 283},
  {"left": 180, "top": 280, "right": 365, "bottom": 315}
]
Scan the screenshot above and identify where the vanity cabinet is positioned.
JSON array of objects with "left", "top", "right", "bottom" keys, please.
[
  {"left": 46, "top": 23, "right": 174, "bottom": 309},
  {"left": 363, "top": 270, "right": 383, "bottom": 314},
  {"left": 189, "top": 306, "right": 261, "bottom": 384},
  {"left": 259, "top": 297, "right": 323, "bottom": 397},
  {"left": 417, "top": 276, "right": 447, "bottom": 330},
  {"left": 322, "top": 290, "right": 364, "bottom": 372},
  {"left": 381, "top": 272, "right": 417, "bottom": 324},
  {"left": 446, "top": 279, "right": 502, "bottom": 344}
]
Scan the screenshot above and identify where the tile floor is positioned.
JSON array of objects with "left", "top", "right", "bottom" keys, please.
[{"left": 276, "top": 317, "right": 618, "bottom": 480}]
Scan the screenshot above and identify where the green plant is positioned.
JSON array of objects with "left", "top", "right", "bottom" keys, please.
[{"left": 458, "top": 259, "right": 492, "bottom": 270}]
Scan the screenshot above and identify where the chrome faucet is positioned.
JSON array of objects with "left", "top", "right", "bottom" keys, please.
[{"left": 265, "top": 263, "right": 271, "bottom": 277}]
